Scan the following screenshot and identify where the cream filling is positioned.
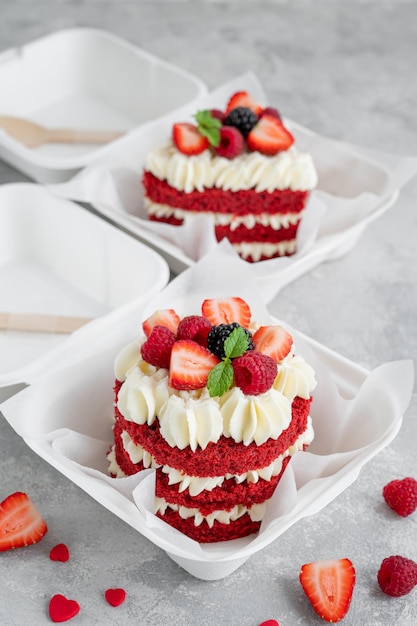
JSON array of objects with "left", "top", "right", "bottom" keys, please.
[
  {"left": 145, "top": 199, "right": 303, "bottom": 231},
  {"left": 145, "top": 143, "right": 318, "bottom": 193},
  {"left": 106, "top": 444, "right": 127, "bottom": 478},
  {"left": 155, "top": 498, "right": 268, "bottom": 527},
  {"left": 232, "top": 240, "right": 297, "bottom": 261}
]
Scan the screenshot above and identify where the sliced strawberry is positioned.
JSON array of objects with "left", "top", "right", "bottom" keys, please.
[
  {"left": 247, "top": 114, "right": 294, "bottom": 155},
  {"left": 201, "top": 297, "right": 252, "bottom": 327},
  {"left": 0, "top": 492, "right": 47, "bottom": 551},
  {"left": 172, "top": 122, "right": 209, "bottom": 155},
  {"left": 299, "top": 558, "right": 356, "bottom": 623},
  {"left": 225, "top": 91, "right": 263, "bottom": 116},
  {"left": 142, "top": 309, "right": 180, "bottom": 337},
  {"left": 253, "top": 325, "right": 293, "bottom": 361},
  {"left": 169, "top": 340, "right": 220, "bottom": 390}
]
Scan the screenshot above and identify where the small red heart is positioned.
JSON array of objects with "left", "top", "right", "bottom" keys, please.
[
  {"left": 259, "top": 621, "right": 280, "bottom": 626},
  {"left": 105, "top": 587, "right": 126, "bottom": 607},
  {"left": 48, "top": 594, "right": 80, "bottom": 622},
  {"left": 49, "top": 543, "right": 70, "bottom": 562}
]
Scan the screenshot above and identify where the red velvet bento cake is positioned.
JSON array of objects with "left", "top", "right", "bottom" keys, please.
[
  {"left": 143, "top": 91, "right": 318, "bottom": 262},
  {"left": 108, "top": 296, "right": 316, "bottom": 543}
]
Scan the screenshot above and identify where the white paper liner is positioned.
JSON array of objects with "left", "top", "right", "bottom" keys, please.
[
  {"left": 0, "top": 245, "right": 414, "bottom": 580},
  {"left": 46, "top": 72, "right": 417, "bottom": 301}
]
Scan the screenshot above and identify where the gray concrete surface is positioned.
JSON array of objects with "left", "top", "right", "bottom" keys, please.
[{"left": 0, "top": 2, "right": 416, "bottom": 625}]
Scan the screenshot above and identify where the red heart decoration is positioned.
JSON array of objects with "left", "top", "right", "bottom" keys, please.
[
  {"left": 48, "top": 594, "right": 80, "bottom": 623},
  {"left": 105, "top": 587, "right": 126, "bottom": 607},
  {"left": 259, "top": 621, "right": 280, "bottom": 626},
  {"left": 49, "top": 543, "right": 70, "bottom": 562}
]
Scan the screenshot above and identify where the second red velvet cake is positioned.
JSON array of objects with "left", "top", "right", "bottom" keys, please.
[
  {"left": 108, "top": 297, "right": 316, "bottom": 542},
  {"left": 143, "top": 91, "right": 318, "bottom": 262}
]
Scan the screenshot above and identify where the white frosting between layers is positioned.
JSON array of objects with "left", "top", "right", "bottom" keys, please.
[
  {"left": 233, "top": 240, "right": 297, "bottom": 261},
  {"left": 106, "top": 444, "right": 127, "bottom": 478},
  {"left": 145, "top": 143, "right": 318, "bottom": 193},
  {"left": 115, "top": 348, "right": 316, "bottom": 449},
  {"left": 145, "top": 199, "right": 303, "bottom": 231},
  {"left": 155, "top": 498, "right": 267, "bottom": 527}
]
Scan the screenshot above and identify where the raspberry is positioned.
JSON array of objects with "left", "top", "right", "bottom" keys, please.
[
  {"left": 259, "top": 106, "right": 282, "bottom": 122},
  {"left": 141, "top": 325, "right": 176, "bottom": 368},
  {"left": 176, "top": 315, "right": 212, "bottom": 347},
  {"left": 210, "top": 108, "right": 226, "bottom": 124},
  {"left": 224, "top": 106, "right": 259, "bottom": 137},
  {"left": 383, "top": 477, "right": 417, "bottom": 517},
  {"left": 214, "top": 126, "right": 244, "bottom": 159},
  {"left": 377, "top": 555, "right": 417, "bottom": 597},
  {"left": 208, "top": 323, "right": 254, "bottom": 359},
  {"left": 232, "top": 351, "right": 277, "bottom": 395}
]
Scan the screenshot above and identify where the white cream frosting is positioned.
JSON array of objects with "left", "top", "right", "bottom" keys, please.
[
  {"left": 232, "top": 240, "right": 297, "bottom": 261},
  {"left": 117, "top": 366, "right": 170, "bottom": 426},
  {"left": 145, "top": 198, "right": 303, "bottom": 230},
  {"left": 155, "top": 498, "right": 267, "bottom": 527},
  {"left": 159, "top": 390, "right": 224, "bottom": 452},
  {"left": 274, "top": 352, "right": 317, "bottom": 401},
  {"left": 220, "top": 386, "right": 292, "bottom": 446},
  {"left": 145, "top": 143, "right": 318, "bottom": 194}
]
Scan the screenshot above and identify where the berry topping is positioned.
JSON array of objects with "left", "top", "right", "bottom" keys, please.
[
  {"left": 210, "top": 108, "right": 226, "bottom": 124},
  {"left": 253, "top": 325, "right": 293, "bottom": 362},
  {"left": 169, "top": 339, "right": 220, "bottom": 390},
  {"left": 202, "top": 296, "right": 252, "bottom": 327},
  {"left": 208, "top": 322, "right": 254, "bottom": 359},
  {"left": 299, "top": 558, "right": 356, "bottom": 623},
  {"left": 383, "top": 477, "right": 417, "bottom": 517},
  {"left": 141, "top": 325, "right": 176, "bottom": 369},
  {"left": 214, "top": 126, "right": 244, "bottom": 159},
  {"left": 0, "top": 491, "right": 48, "bottom": 551},
  {"left": 247, "top": 114, "right": 294, "bottom": 155},
  {"left": 225, "top": 91, "right": 263, "bottom": 116},
  {"left": 207, "top": 326, "right": 250, "bottom": 397},
  {"left": 377, "top": 555, "right": 417, "bottom": 597},
  {"left": 232, "top": 351, "right": 277, "bottom": 395},
  {"left": 177, "top": 315, "right": 212, "bottom": 347},
  {"left": 259, "top": 106, "right": 282, "bottom": 122},
  {"left": 224, "top": 106, "right": 259, "bottom": 137},
  {"left": 142, "top": 309, "right": 180, "bottom": 337},
  {"left": 172, "top": 122, "right": 209, "bottom": 155}
]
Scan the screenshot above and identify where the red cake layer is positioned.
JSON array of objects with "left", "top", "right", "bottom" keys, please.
[
  {"left": 156, "top": 508, "right": 261, "bottom": 543},
  {"left": 113, "top": 393, "right": 311, "bottom": 476},
  {"left": 111, "top": 418, "right": 145, "bottom": 476},
  {"left": 155, "top": 456, "right": 290, "bottom": 515},
  {"left": 143, "top": 171, "right": 309, "bottom": 216}
]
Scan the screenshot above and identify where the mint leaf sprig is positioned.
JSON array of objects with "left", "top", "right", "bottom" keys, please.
[
  {"left": 207, "top": 326, "right": 249, "bottom": 397},
  {"left": 194, "top": 110, "right": 222, "bottom": 147}
]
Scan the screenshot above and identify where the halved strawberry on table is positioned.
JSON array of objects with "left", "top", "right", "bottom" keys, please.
[
  {"left": 247, "top": 113, "right": 294, "bottom": 155},
  {"left": 172, "top": 122, "right": 209, "bottom": 155},
  {"left": 0, "top": 491, "right": 48, "bottom": 551},
  {"left": 299, "top": 558, "right": 356, "bottom": 623},
  {"left": 169, "top": 339, "right": 220, "bottom": 390}
]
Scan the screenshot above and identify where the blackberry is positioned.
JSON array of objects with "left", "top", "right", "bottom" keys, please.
[
  {"left": 224, "top": 106, "right": 259, "bottom": 137},
  {"left": 207, "top": 323, "right": 254, "bottom": 359}
]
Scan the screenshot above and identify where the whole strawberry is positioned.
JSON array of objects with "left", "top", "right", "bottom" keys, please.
[
  {"left": 377, "top": 555, "right": 417, "bottom": 597},
  {"left": 383, "top": 477, "right": 417, "bottom": 517}
]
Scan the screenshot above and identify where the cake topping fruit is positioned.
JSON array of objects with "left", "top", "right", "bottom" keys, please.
[
  {"left": 214, "top": 126, "right": 245, "bottom": 159},
  {"left": 377, "top": 555, "right": 417, "bottom": 597},
  {"left": 259, "top": 106, "right": 282, "bottom": 122},
  {"left": 49, "top": 543, "right": 70, "bottom": 562},
  {"left": 383, "top": 477, "right": 417, "bottom": 517},
  {"left": 176, "top": 315, "right": 212, "bottom": 346},
  {"left": 247, "top": 113, "right": 295, "bottom": 155},
  {"left": 207, "top": 325, "right": 250, "bottom": 397},
  {"left": 105, "top": 587, "right": 127, "bottom": 607},
  {"left": 172, "top": 122, "right": 209, "bottom": 155},
  {"left": 225, "top": 90, "right": 263, "bottom": 116},
  {"left": 207, "top": 322, "right": 254, "bottom": 359},
  {"left": 49, "top": 594, "right": 80, "bottom": 623},
  {"left": 224, "top": 106, "right": 259, "bottom": 137},
  {"left": 299, "top": 558, "right": 356, "bottom": 623},
  {"left": 0, "top": 491, "right": 48, "bottom": 551},
  {"left": 142, "top": 309, "right": 180, "bottom": 337},
  {"left": 202, "top": 296, "right": 252, "bottom": 327},
  {"left": 169, "top": 339, "right": 220, "bottom": 390},
  {"left": 253, "top": 325, "right": 293, "bottom": 361},
  {"left": 232, "top": 351, "right": 278, "bottom": 396},
  {"left": 194, "top": 109, "right": 222, "bottom": 147},
  {"left": 141, "top": 325, "right": 176, "bottom": 369}
]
